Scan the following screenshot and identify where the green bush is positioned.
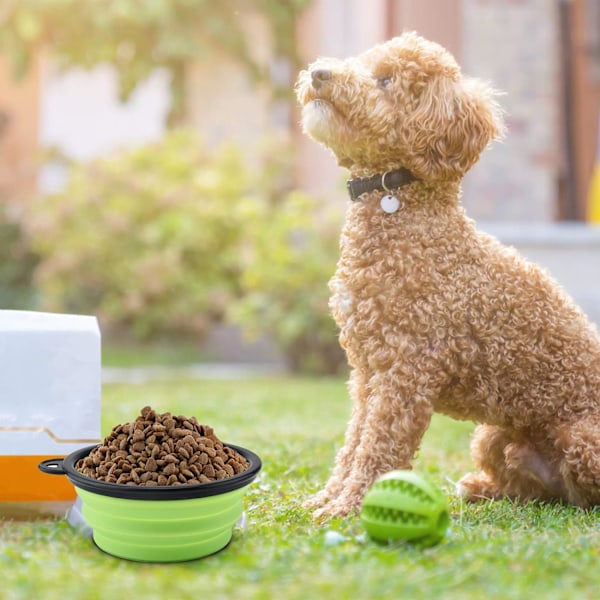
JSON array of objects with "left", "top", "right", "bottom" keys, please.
[
  {"left": 229, "top": 190, "right": 346, "bottom": 375},
  {"left": 28, "top": 131, "right": 346, "bottom": 373},
  {"left": 28, "top": 130, "right": 250, "bottom": 339},
  {"left": 0, "top": 204, "right": 38, "bottom": 309}
]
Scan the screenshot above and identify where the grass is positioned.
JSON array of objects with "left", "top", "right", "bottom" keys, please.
[
  {"left": 2, "top": 376, "right": 600, "bottom": 599},
  {"left": 102, "top": 339, "right": 209, "bottom": 367}
]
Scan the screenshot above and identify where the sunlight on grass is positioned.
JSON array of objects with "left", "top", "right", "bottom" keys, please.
[{"left": 2, "top": 376, "right": 600, "bottom": 600}]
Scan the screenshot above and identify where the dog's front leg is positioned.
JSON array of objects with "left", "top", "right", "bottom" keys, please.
[
  {"left": 314, "top": 367, "right": 438, "bottom": 518},
  {"left": 304, "top": 368, "right": 370, "bottom": 509}
]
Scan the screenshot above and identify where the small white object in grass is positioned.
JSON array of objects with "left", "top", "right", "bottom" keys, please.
[{"left": 324, "top": 530, "right": 347, "bottom": 546}]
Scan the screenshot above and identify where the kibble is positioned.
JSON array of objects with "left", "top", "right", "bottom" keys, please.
[{"left": 76, "top": 406, "right": 249, "bottom": 486}]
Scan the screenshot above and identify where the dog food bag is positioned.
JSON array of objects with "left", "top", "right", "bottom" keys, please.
[{"left": 0, "top": 310, "right": 101, "bottom": 518}]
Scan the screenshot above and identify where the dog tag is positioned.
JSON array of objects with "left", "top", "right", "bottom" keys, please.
[{"left": 380, "top": 194, "right": 400, "bottom": 214}]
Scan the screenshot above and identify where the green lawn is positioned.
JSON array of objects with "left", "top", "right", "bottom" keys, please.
[
  {"left": 2, "top": 376, "right": 600, "bottom": 599},
  {"left": 101, "top": 339, "right": 210, "bottom": 367}
]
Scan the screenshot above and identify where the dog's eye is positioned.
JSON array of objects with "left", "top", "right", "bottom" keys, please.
[{"left": 377, "top": 76, "right": 392, "bottom": 89}]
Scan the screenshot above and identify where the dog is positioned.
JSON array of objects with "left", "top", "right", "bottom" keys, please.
[{"left": 295, "top": 32, "right": 600, "bottom": 517}]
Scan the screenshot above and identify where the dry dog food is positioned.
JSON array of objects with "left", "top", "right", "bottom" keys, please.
[{"left": 76, "top": 406, "right": 249, "bottom": 486}]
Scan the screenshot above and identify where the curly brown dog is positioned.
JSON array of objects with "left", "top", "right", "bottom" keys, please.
[{"left": 295, "top": 32, "right": 600, "bottom": 517}]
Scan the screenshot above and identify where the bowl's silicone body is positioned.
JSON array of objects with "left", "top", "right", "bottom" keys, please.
[{"left": 39, "top": 444, "right": 261, "bottom": 562}]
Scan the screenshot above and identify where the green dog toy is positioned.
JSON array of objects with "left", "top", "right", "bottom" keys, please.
[{"left": 360, "top": 470, "right": 449, "bottom": 546}]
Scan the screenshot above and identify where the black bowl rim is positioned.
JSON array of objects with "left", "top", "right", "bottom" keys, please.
[{"left": 49, "top": 443, "right": 262, "bottom": 500}]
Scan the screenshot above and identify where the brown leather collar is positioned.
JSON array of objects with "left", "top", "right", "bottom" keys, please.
[{"left": 346, "top": 168, "right": 418, "bottom": 201}]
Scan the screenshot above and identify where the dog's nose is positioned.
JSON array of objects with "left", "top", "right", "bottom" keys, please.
[{"left": 311, "top": 69, "right": 332, "bottom": 90}]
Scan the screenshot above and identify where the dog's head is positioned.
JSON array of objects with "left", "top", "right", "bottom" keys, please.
[{"left": 295, "top": 32, "right": 504, "bottom": 181}]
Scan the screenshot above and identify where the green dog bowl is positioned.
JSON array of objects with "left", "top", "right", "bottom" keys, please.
[{"left": 39, "top": 444, "right": 261, "bottom": 562}]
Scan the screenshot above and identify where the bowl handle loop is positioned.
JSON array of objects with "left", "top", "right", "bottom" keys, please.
[{"left": 38, "top": 458, "right": 67, "bottom": 475}]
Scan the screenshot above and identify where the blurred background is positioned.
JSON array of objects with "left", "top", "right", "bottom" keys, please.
[{"left": 1, "top": 0, "right": 599, "bottom": 375}]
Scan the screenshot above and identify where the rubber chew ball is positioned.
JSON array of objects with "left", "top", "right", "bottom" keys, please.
[{"left": 360, "top": 471, "right": 449, "bottom": 546}]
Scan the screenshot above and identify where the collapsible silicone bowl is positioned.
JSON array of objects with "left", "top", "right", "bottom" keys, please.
[{"left": 39, "top": 443, "right": 261, "bottom": 562}]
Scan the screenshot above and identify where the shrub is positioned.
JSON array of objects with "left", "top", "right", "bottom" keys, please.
[
  {"left": 229, "top": 190, "right": 346, "bottom": 375},
  {"left": 27, "top": 130, "right": 251, "bottom": 339},
  {"left": 0, "top": 204, "right": 38, "bottom": 309},
  {"left": 28, "top": 131, "right": 347, "bottom": 373}
]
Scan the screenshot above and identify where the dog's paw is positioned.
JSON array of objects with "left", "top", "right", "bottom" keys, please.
[
  {"left": 313, "top": 494, "right": 362, "bottom": 519},
  {"left": 302, "top": 490, "right": 330, "bottom": 510},
  {"left": 314, "top": 502, "right": 353, "bottom": 520},
  {"left": 457, "top": 472, "right": 501, "bottom": 501}
]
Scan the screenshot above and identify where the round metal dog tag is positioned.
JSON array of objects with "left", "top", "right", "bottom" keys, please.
[{"left": 381, "top": 194, "right": 400, "bottom": 214}]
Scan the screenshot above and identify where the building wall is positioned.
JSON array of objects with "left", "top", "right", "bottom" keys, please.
[
  {"left": 38, "top": 60, "right": 170, "bottom": 192},
  {"left": 570, "top": 0, "right": 600, "bottom": 219},
  {"left": 4, "top": 0, "right": 596, "bottom": 225},
  {"left": 389, "top": 0, "right": 462, "bottom": 58},
  {"left": 295, "top": 0, "right": 565, "bottom": 222},
  {"left": 0, "top": 57, "right": 40, "bottom": 206},
  {"left": 461, "top": 0, "right": 561, "bottom": 222},
  {"left": 185, "top": 10, "right": 273, "bottom": 167}
]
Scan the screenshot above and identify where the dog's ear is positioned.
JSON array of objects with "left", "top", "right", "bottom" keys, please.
[{"left": 403, "top": 75, "right": 504, "bottom": 181}]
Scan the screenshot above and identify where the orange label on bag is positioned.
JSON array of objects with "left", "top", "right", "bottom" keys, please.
[{"left": 0, "top": 455, "right": 76, "bottom": 502}]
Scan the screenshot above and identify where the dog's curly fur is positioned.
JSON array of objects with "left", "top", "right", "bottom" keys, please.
[{"left": 295, "top": 32, "right": 600, "bottom": 517}]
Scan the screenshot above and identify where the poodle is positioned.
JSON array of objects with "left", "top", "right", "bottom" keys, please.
[{"left": 295, "top": 32, "right": 600, "bottom": 517}]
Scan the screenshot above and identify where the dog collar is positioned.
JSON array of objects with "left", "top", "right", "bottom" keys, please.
[{"left": 346, "top": 168, "right": 418, "bottom": 202}]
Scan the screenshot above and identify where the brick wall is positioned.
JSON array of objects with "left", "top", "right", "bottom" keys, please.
[
  {"left": 461, "top": 0, "right": 560, "bottom": 221},
  {"left": 0, "top": 56, "right": 40, "bottom": 205}
]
